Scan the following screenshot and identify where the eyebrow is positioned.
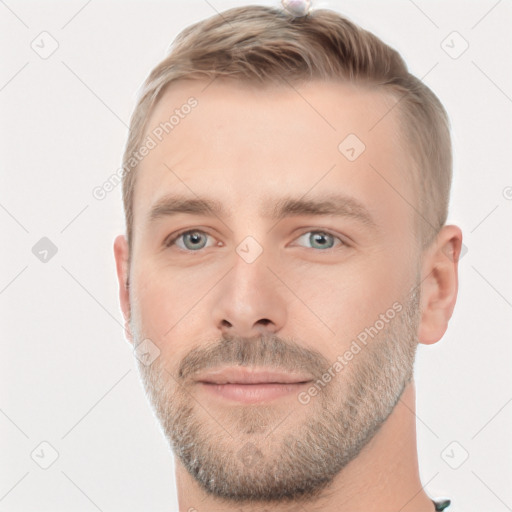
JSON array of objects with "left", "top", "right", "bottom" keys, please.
[{"left": 148, "top": 193, "right": 377, "bottom": 229}]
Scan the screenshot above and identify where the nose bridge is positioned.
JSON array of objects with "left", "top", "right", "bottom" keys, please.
[
  {"left": 211, "top": 236, "right": 287, "bottom": 337},
  {"left": 231, "top": 239, "right": 271, "bottom": 301}
]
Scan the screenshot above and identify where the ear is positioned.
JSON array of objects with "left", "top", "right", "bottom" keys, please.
[
  {"left": 417, "top": 224, "right": 463, "bottom": 345},
  {"left": 113, "top": 234, "right": 134, "bottom": 344}
]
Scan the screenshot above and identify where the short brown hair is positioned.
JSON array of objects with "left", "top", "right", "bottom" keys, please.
[{"left": 121, "top": 5, "right": 452, "bottom": 252}]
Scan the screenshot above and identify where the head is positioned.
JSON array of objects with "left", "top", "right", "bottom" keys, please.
[{"left": 114, "top": 4, "right": 462, "bottom": 506}]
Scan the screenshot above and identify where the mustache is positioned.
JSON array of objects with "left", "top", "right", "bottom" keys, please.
[{"left": 177, "top": 333, "right": 331, "bottom": 382}]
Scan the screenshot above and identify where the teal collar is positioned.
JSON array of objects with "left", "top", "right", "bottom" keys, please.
[{"left": 433, "top": 498, "right": 451, "bottom": 511}]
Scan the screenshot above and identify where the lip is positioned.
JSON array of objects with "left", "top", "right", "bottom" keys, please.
[
  {"left": 199, "top": 382, "right": 310, "bottom": 403},
  {"left": 194, "top": 367, "right": 313, "bottom": 404},
  {"left": 194, "top": 366, "right": 314, "bottom": 385}
]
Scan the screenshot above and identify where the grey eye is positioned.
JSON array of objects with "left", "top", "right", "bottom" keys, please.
[
  {"left": 295, "top": 231, "right": 341, "bottom": 250},
  {"left": 170, "top": 230, "right": 214, "bottom": 251}
]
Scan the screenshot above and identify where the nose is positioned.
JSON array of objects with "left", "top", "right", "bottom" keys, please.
[{"left": 211, "top": 249, "right": 287, "bottom": 339}]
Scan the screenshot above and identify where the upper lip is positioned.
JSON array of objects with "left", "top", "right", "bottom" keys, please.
[{"left": 195, "top": 366, "right": 314, "bottom": 385}]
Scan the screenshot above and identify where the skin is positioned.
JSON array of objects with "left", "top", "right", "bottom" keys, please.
[{"left": 114, "top": 78, "right": 462, "bottom": 512}]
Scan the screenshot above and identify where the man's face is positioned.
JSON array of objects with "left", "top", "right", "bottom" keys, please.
[{"left": 125, "top": 79, "right": 423, "bottom": 502}]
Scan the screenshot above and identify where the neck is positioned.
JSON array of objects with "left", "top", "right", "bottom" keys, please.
[{"left": 175, "top": 380, "right": 436, "bottom": 512}]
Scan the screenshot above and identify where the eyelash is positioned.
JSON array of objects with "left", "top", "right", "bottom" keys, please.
[{"left": 164, "top": 228, "right": 347, "bottom": 252}]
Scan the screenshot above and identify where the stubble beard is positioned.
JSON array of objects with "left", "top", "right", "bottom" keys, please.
[{"left": 133, "top": 286, "right": 421, "bottom": 506}]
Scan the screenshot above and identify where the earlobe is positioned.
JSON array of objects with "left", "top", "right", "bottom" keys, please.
[
  {"left": 113, "top": 234, "right": 133, "bottom": 344},
  {"left": 417, "top": 225, "right": 463, "bottom": 345}
]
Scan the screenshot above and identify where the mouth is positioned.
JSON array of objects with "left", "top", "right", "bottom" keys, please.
[
  {"left": 195, "top": 366, "right": 314, "bottom": 385},
  {"left": 194, "top": 366, "right": 313, "bottom": 403}
]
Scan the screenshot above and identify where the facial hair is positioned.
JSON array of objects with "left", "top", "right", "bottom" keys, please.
[{"left": 133, "top": 285, "right": 421, "bottom": 506}]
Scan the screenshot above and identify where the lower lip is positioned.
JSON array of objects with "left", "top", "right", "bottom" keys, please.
[{"left": 198, "top": 382, "right": 310, "bottom": 403}]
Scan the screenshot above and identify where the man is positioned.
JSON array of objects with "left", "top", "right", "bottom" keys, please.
[{"left": 113, "top": 3, "right": 462, "bottom": 511}]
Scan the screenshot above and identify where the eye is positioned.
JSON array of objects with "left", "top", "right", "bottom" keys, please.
[
  {"left": 165, "top": 229, "right": 216, "bottom": 251},
  {"left": 293, "top": 230, "right": 345, "bottom": 250},
  {"left": 164, "top": 229, "right": 346, "bottom": 252}
]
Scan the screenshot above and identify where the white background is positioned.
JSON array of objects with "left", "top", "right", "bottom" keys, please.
[{"left": 1, "top": 1, "right": 511, "bottom": 510}]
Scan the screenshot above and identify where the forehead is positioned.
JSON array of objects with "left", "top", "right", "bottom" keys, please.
[{"left": 132, "top": 78, "right": 415, "bottom": 236}]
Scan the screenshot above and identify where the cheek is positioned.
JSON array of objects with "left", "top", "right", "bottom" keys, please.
[
  {"left": 131, "top": 265, "right": 216, "bottom": 357},
  {"left": 284, "top": 249, "right": 414, "bottom": 343}
]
